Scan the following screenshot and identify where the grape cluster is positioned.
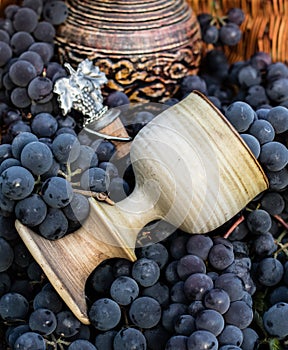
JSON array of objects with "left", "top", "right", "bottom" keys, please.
[
  {"left": 0, "top": 0, "right": 68, "bottom": 112},
  {"left": 198, "top": 7, "right": 244, "bottom": 47},
  {"left": 0, "top": 1, "right": 288, "bottom": 349}
]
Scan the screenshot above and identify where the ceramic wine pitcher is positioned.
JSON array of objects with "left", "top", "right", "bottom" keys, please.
[{"left": 56, "top": 0, "right": 202, "bottom": 102}]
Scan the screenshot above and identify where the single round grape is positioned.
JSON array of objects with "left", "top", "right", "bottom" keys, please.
[
  {"left": 20, "top": 51, "right": 45, "bottom": 76},
  {"left": 266, "top": 168, "right": 288, "bottom": 191},
  {"left": 144, "top": 326, "right": 170, "bottom": 350},
  {"left": 95, "top": 330, "right": 117, "bottom": 350},
  {"left": 260, "top": 191, "right": 285, "bottom": 215},
  {"left": 0, "top": 29, "right": 10, "bottom": 43},
  {"left": 0, "top": 292, "right": 29, "bottom": 321},
  {"left": 13, "top": 7, "right": 38, "bottom": 32},
  {"left": 29, "top": 42, "right": 54, "bottom": 64},
  {"left": 31, "top": 112, "right": 58, "bottom": 138},
  {"left": 165, "top": 335, "right": 188, "bottom": 350},
  {"left": 269, "top": 286, "right": 288, "bottom": 305},
  {"left": 10, "top": 87, "right": 31, "bottom": 108},
  {"left": 43, "top": 1, "right": 69, "bottom": 25},
  {"left": 55, "top": 310, "right": 81, "bottom": 338},
  {"left": 0, "top": 144, "right": 12, "bottom": 164},
  {"left": 15, "top": 194, "right": 47, "bottom": 227},
  {"left": 132, "top": 257, "right": 160, "bottom": 287},
  {"left": 129, "top": 296, "right": 161, "bottom": 329},
  {"left": 263, "top": 302, "right": 288, "bottom": 339},
  {"left": 0, "top": 238, "right": 14, "bottom": 272},
  {"left": 195, "top": 309, "right": 225, "bottom": 336},
  {"left": 52, "top": 133, "right": 81, "bottom": 164},
  {"left": 266, "top": 78, "right": 288, "bottom": 103},
  {"left": 29, "top": 308, "right": 57, "bottom": 335},
  {"left": 33, "top": 288, "right": 63, "bottom": 313},
  {"left": 259, "top": 141, "right": 288, "bottom": 171},
  {"left": 38, "top": 208, "right": 68, "bottom": 240},
  {"left": 9, "top": 60, "right": 37, "bottom": 87},
  {"left": 21, "top": 141, "right": 53, "bottom": 175},
  {"left": 257, "top": 257, "right": 284, "bottom": 286},
  {"left": 14, "top": 332, "right": 46, "bottom": 350},
  {"left": 80, "top": 167, "right": 108, "bottom": 193},
  {"left": 6, "top": 324, "right": 30, "bottom": 348},
  {"left": 113, "top": 327, "right": 147, "bottom": 350},
  {"left": 224, "top": 300, "right": 253, "bottom": 329},
  {"left": 0, "top": 42, "right": 12, "bottom": 67},
  {"left": 11, "top": 131, "right": 38, "bottom": 159},
  {"left": 110, "top": 276, "right": 139, "bottom": 305},
  {"left": 105, "top": 91, "right": 130, "bottom": 108},
  {"left": 28, "top": 76, "right": 54, "bottom": 104},
  {"left": 218, "top": 325, "right": 243, "bottom": 347},
  {"left": 89, "top": 298, "right": 121, "bottom": 331},
  {"left": 265, "top": 105, "right": 288, "bottom": 133},
  {"left": 238, "top": 65, "right": 262, "bottom": 88},
  {"left": 253, "top": 232, "right": 277, "bottom": 256},
  {"left": 90, "top": 262, "right": 114, "bottom": 294},
  {"left": 186, "top": 234, "right": 213, "bottom": 260},
  {"left": 41, "top": 176, "right": 73, "bottom": 208},
  {"left": 203, "top": 25, "right": 219, "bottom": 44},
  {"left": 214, "top": 273, "right": 245, "bottom": 302},
  {"left": 180, "top": 75, "right": 208, "bottom": 96},
  {"left": 10, "top": 31, "right": 34, "bottom": 56},
  {"left": 0, "top": 165, "right": 34, "bottom": 200},
  {"left": 225, "top": 101, "right": 255, "bottom": 132},
  {"left": 33, "top": 21, "right": 56, "bottom": 42},
  {"left": 71, "top": 145, "right": 98, "bottom": 172},
  {"left": 62, "top": 193, "right": 90, "bottom": 223},
  {"left": 187, "top": 330, "right": 218, "bottom": 350},
  {"left": 177, "top": 254, "right": 206, "bottom": 280},
  {"left": 174, "top": 314, "right": 195, "bottom": 336},
  {"left": 203, "top": 288, "right": 230, "bottom": 314},
  {"left": 92, "top": 139, "right": 116, "bottom": 162},
  {"left": 241, "top": 327, "right": 259, "bottom": 350},
  {"left": 219, "top": 22, "right": 242, "bottom": 46},
  {"left": 246, "top": 209, "right": 272, "bottom": 234},
  {"left": 241, "top": 134, "right": 261, "bottom": 159},
  {"left": 208, "top": 242, "right": 234, "bottom": 270},
  {"left": 184, "top": 273, "right": 213, "bottom": 301},
  {"left": 248, "top": 119, "right": 275, "bottom": 145},
  {"left": 227, "top": 7, "right": 245, "bottom": 25}
]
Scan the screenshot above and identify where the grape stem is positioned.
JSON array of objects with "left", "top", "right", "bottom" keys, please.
[
  {"left": 273, "top": 214, "right": 288, "bottom": 230},
  {"left": 73, "top": 188, "right": 115, "bottom": 205},
  {"left": 223, "top": 214, "right": 245, "bottom": 239}
]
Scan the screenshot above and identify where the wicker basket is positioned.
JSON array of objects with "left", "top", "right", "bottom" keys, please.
[{"left": 189, "top": 0, "right": 288, "bottom": 64}]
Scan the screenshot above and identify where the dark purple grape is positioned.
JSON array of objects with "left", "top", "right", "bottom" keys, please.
[
  {"left": 259, "top": 141, "right": 288, "bottom": 171},
  {"left": 142, "top": 281, "right": 170, "bottom": 306},
  {"left": 203, "top": 25, "right": 219, "bottom": 44},
  {"left": 90, "top": 262, "right": 114, "bottom": 294},
  {"left": 55, "top": 310, "right": 81, "bottom": 338},
  {"left": 187, "top": 330, "right": 218, "bottom": 350},
  {"left": 29, "top": 308, "right": 57, "bottom": 335},
  {"left": 43, "top": 1, "right": 69, "bottom": 25},
  {"left": 29, "top": 42, "right": 54, "bottom": 64},
  {"left": 80, "top": 167, "right": 108, "bottom": 193},
  {"left": 15, "top": 194, "right": 47, "bottom": 227},
  {"left": 38, "top": 208, "right": 68, "bottom": 240},
  {"left": 184, "top": 273, "right": 213, "bottom": 301},
  {"left": 110, "top": 276, "right": 139, "bottom": 306},
  {"left": 28, "top": 76, "right": 54, "bottom": 103},
  {"left": 62, "top": 193, "right": 90, "bottom": 223},
  {"left": 174, "top": 314, "right": 195, "bottom": 335},
  {"left": 0, "top": 165, "right": 34, "bottom": 200},
  {"left": 227, "top": 8, "right": 245, "bottom": 25},
  {"left": 246, "top": 209, "right": 272, "bottom": 234},
  {"left": 165, "top": 335, "right": 188, "bottom": 349},
  {"left": 177, "top": 254, "right": 206, "bottom": 279},
  {"left": 14, "top": 332, "right": 46, "bottom": 350},
  {"left": 52, "top": 133, "right": 81, "bottom": 164},
  {"left": 129, "top": 296, "right": 161, "bottom": 328},
  {"left": 0, "top": 238, "right": 14, "bottom": 272},
  {"left": 180, "top": 75, "right": 207, "bottom": 96},
  {"left": 10, "top": 87, "right": 31, "bottom": 108},
  {"left": 203, "top": 288, "right": 230, "bottom": 314},
  {"left": 224, "top": 300, "right": 253, "bottom": 329},
  {"left": 33, "top": 21, "right": 56, "bottom": 42},
  {"left": 10, "top": 31, "right": 34, "bottom": 55},
  {"left": 170, "top": 281, "right": 188, "bottom": 304},
  {"left": 0, "top": 42, "right": 12, "bottom": 67},
  {"left": 219, "top": 23, "right": 242, "bottom": 46},
  {"left": 0, "top": 292, "right": 29, "bottom": 321},
  {"left": 266, "top": 168, "right": 288, "bottom": 190},
  {"left": 9, "top": 60, "right": 37, "bottom": 87},
  {"left": 31, "top": 112, "right": 58, "bottom": 138},
  {"left": 89, "top": 298, "right": 121, "bottom": 331},
  {"left": 238, "top": 65, "right": 261, "bottom": 88},
  {"left": 225, "top": 101, "right": 255, "bottom": 132},
  {"left": 266, "top": 78, "right": 288, "bottom": 103},
  {"left": 13, "top": 7, "right": 38, "bottom": 32},
  {"left": 240, "top": 134, "right": 261, "bottom": 159},
  {"left": 4, "top": 4, "right": 19, "bottom": 19},
  {"left": 241, "top": 328, "right": 259, "bottom": 350},
  {"left": 95, "top": 330, "right": 117, "bottom": 350},
  {"left": 208, "top": 242, "right": 234, "bottom": 270},
  {"left": 248, "top": 119, "right": 275, "bottom": 145},
  {"left": 253, "top": 232, "right": 277, "bottom": 257},
  {"left": 113, "top": 327, "right": 147, "bottom": 350},
  {"left": 195, "top": 309, "right": 225, "bottom": 336},
  {"left": 21, "top": 141, "right": 53, "bottom": 175},
  {"left": 263, "top": 302, "right": 288, "bottom": 339},
  {"left": 218, "top": 325, "right": 243, "bottom": 347},
  {"left": 214, "top": 273, "right": 245, "bottom": 302},
  {"left": 132, "top": 257, "right": 160, "bottom": 287},
  {"left": 41, "top": 176, "right": 73, "bottom": 208},
  {"left": 33, "top": 288, "right": 63, "bottom": 313},
  {"left": 257, "top": 257, "right": 284, "bottom": 286}
]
